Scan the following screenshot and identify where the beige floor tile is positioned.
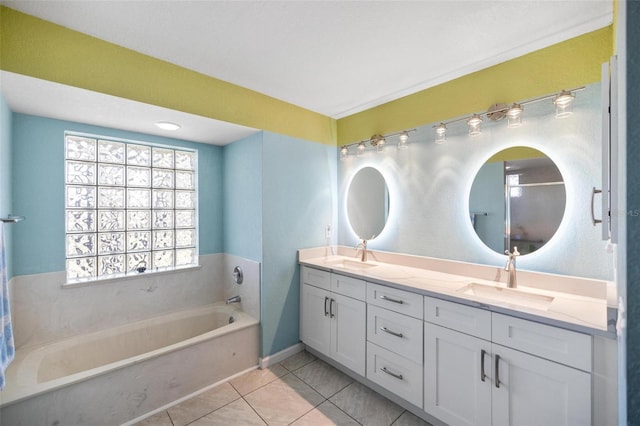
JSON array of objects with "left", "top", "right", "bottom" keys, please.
[
  {"left": 167, "top": 382, "right": 241, "bottom": 426},
  {"left": 329, "top": 382, "right": 404, "bottom": 426},
  {"left": 291, "top": 400, "right": 360, "bottom": 426},
  {"left": 280, "top": 350, "right": 317, "bottom": 372},
  {"left": 135, "top": 410, "right": 173, "bottom": 426},
  {"left": 230, "top": 364, "right": 289, "bottom": 396},
  {"left": 391, "top": 411, "right": 434, "bottom": 426},
  {"left": 244, "top": 373, "right": 326, "bottom": 426},
  {"left": 293, "top": 359, "right": 353, "bottom": 398},
  {"left": 190, "top": 398, "right": 267, "bottom": 426}
]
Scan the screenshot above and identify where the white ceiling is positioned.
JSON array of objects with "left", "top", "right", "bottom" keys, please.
[{"left": 0, "top": 0, "right": 613, "bottom": 144}]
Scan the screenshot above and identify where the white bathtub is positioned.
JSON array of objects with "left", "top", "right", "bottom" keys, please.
[{"left": 0, "top": 302, "right": 259, "bottom": 425}]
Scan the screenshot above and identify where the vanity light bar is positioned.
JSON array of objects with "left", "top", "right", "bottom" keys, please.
[
  {"left": 340, "top": 129, "right": 417, "bottom": 159},
  {"left": 431, "top": 86, "right": 586, "bottom": 143}
]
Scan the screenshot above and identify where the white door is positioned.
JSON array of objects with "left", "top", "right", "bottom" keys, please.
[
  {"left": 300, "top": 283, "right": 331, "bottom": 355},
  {"left": 331, "top": 293, "right": 366, "bottom": 376},
  {"left": 492, "top": 344, "right": 591, "bottom": 426},
  {"left": 424, "top": 323, "right": 492, "bottom": 426}
]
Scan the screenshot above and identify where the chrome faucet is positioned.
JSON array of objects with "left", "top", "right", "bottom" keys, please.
[
  {"left": 226, "top": 295, "right": 241, "bottom": 304},
  {"left": 354, "top": 239, "right": 368, "bottom": 262},
  {"left": 504, "top": 247, "right": 520, "bottom": 288}
]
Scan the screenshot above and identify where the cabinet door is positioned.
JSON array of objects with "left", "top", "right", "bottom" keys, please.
[
  {"left": 492, "top": 344, "right": 591, "bottom": 426},
  {"left": 424, "top": 323, "right": 492, "bottom": 426},
  {"left": 331, "top": 293, "right": 366, "bottom": 376},
  {"left": 300, "top": 283, "right": 331, "bottom": 355}
]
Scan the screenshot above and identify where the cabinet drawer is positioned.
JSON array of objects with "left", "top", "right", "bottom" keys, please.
[
  {"left": 367, "top": 282, "right": 423, "bottom": 319},
  {"left": 301, "top": 266, "right": 330, "bottom": 290},
  {"left": 331, "top": 274, "right": 366, "bottom": 300},
  {"left": 492, "top": 313, "right": 592, "bottom": 371},
  {"left": 366, "top": 342, "right": 423, "bottom": 408},
  {"left": 367, "top": 305, "right": 423, "bottom": 363},
  {"left": 424, "top": 296, "right": 491, "bottom": 341}
]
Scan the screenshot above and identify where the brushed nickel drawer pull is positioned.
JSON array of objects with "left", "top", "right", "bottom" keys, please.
[
  {"left": 330, "top": 298, "right": 336, "bottom": 318},
  {"left": 380, "top": 295, "right": 404, "bottom": 304},
  {"left": 495, "top": 354, "right": 501, "bottom": 388},
  {"left": 480, "top": 349, "right": 487, "bottom": 382},
  {"left": 324, "top": 297, "right": 329, "bottom": 317},
  {"left": 381, "top": 367, "right": 403, "bottom": 380},
  {"left": 380, "top": 326, "right": 404, "bottom": 338}
]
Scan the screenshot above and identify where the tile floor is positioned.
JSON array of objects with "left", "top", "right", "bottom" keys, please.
[{"left": 136, "top": 350, "right": 432, "bottom": 426}]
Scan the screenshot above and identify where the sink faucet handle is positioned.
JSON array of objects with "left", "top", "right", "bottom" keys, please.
[{"left": 505, "top": 246, "right": 520, "bottom": 258}]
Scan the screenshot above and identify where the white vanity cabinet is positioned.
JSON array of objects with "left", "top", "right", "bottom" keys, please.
[
  {"left": 300, "top": 266, "right": 366, "bottom": 376},
  {"left": 424, "top": 296, "right": 592, "bottom": 426}
]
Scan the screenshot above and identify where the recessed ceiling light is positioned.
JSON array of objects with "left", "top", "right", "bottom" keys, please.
[{"left": 155, "top": 121, "right": 181, "bottom": 131}]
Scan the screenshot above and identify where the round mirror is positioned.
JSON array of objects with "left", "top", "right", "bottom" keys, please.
[
  {"left": 347, "top": 167, "right": 389, "bottom": 240},
  {"left": 469, "top": 147, "right": 566, "bottom": 255}
]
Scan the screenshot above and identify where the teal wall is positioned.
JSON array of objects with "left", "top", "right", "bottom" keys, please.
[
  {"left": 0, "top": 96, "right": 13, "bottom": 279},
  {"left": 222, "top": 132, "right": 263, "bottom": 262},
  {"left": 261, "top": 131, "right": 336, "bottom": 356},
  {"left": 10, "top": 113, "right": 224, "bottom": 276}
]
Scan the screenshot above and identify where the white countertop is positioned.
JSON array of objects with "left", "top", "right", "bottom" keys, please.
[{"left": 299, "top": 248, "right": 616, "bottom": 338}]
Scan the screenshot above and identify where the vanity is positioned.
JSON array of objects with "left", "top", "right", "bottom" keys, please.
[
  {"left": 298, "top": 248, "right": 617, "bottom": 426},
  {"left": 317, "top": 82, "right": 618, "bottom": 425}
]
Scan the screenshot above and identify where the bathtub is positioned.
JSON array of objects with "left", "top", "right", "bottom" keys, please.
[{"left": 0, "top": 302, "right": 259, "bottom": 426}]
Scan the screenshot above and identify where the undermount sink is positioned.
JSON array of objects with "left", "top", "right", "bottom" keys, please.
[
  {"left": 326, "top": 259, "right": 378, "bottom": 270},
  {"left": 458, "top": 282, "right": 555, "bottom": 311}
]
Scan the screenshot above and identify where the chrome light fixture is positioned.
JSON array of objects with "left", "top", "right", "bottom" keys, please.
[
  {"left": 506, "top": 103, "right": 523, "bottom": 128},
  {"left": 370, "top": 134, "right": 386, "bottom": 152},
  {"left": 467, "top": 114, "right": 482, "bottom": 136},
  {"left": 553, "top": 90, "right": 575, "bottom": 118},
  {"left": 435, "top": 123, "right": 447, "bottom": 144},
  {"left": 357, "top": 141, "right": 366, "bottom": 156},
  {"left": 398, "top": 131, "right": 409, "bottom": 149}
]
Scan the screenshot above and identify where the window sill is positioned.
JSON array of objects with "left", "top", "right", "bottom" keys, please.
[{"left": 62, "top": 264, "right": 202, "bottom": 288}]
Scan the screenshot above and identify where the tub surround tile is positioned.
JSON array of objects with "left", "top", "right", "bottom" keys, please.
[
  {"left": 230, "top": 364, "right": 288, "bottom": 396},
  {"left": 280, "top": 350, "right": 317, "bottom": 372},
  {"left": 244, "top": 373, "right": 325, "bottom": 425},
  {"left": 392, "top": 411, "right": 433, "bottom": 426},
  {"left": 190, "top": 398, "right": 267, "bottom": 425},
  {"left": 291, "top": 400, "right": 360, "bottom": 426},
  {"left": 167, "top": 382, "right": 240, "bottom": 426},
  {"left": 292, "top": 359, "right": 353, "bottom": 398},
  {"left": 329, "top": 382, "right": 405, "bottom": 426}
]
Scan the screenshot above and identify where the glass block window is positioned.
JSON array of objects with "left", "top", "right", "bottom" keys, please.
[{"left": 65, "top": 134, "right": 198, "bottom": 283}]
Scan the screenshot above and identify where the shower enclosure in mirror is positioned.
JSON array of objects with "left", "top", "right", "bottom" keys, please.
[
  {"left": 347, "top": 167, "right": 389, "bottom": 240},
  {"left": 469, "top": 147, "right": 566, "bottom": 255}
]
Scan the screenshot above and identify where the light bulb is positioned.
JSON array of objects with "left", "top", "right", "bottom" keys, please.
[
  {"left": 506, "top": 103, "right": 523, "bottom": 128},
  {"left": 398, "top": 131, "right": 409, "bottom": 149},
  {"left": 467, "top": 114, "right": 482, "bottom": 136},
  {"left": 554, "top": 90, "right": 575, "bottom": 118},
  {"left": 435, "top": 123, "right": 446, "bottom": 144},
  {"left": 340, "top": 145, "right": 349, "bottom": 159},
  {"left": 357, "top": 141, "right": 366, "bottom": 156}
]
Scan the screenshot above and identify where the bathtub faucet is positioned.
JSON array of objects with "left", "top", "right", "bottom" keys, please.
[{"left": 226, "top": 295, "right": 242, "bottom": 304}]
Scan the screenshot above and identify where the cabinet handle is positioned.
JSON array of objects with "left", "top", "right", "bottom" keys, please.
[
  {"left": 495, "top": 354, "right": 501, "bottom": 388},
  {"left": 480, "top": 349, "right": 487, "bottom": 382},
  {"left": 380, "top": 326, "right": 404, "bottom": 338},
  {"left": 591, "top": 187, "right": 603, "bottom": 226},
  {"left": 324, "top": 297, "right": 329, "bottom": 317},
  {"left": 330, "top": 298, "right": 335, "bottom": 318},
  {"left": 381, "top": 367, "right": 403, "bottom": 380},
  {"left": 380, "top": 295, "right": 404, "bottom": 304}
]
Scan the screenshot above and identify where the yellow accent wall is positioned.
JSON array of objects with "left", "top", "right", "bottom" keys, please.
[
  {"left": 337, "top": 27, "right": 613, "bottom": 144},
  {"left": 0, "top": 6, "right": 337, "bottom": 145}
]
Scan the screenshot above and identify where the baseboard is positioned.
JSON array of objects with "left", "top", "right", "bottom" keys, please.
[{"left": 258, "top": 343, "right": 304, "bottom": 369}]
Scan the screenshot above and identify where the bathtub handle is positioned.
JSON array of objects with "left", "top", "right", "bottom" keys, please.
[
  {"left": 324, "top": 297, "right": 329, "bottom": 317},
  {"left": 330, "top": 298, "right": 336, "bottom": 318}
]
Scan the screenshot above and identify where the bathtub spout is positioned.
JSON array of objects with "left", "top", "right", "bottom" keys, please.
[{"left": 226, "top": 295, "right": 241, "bottom": 304}]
